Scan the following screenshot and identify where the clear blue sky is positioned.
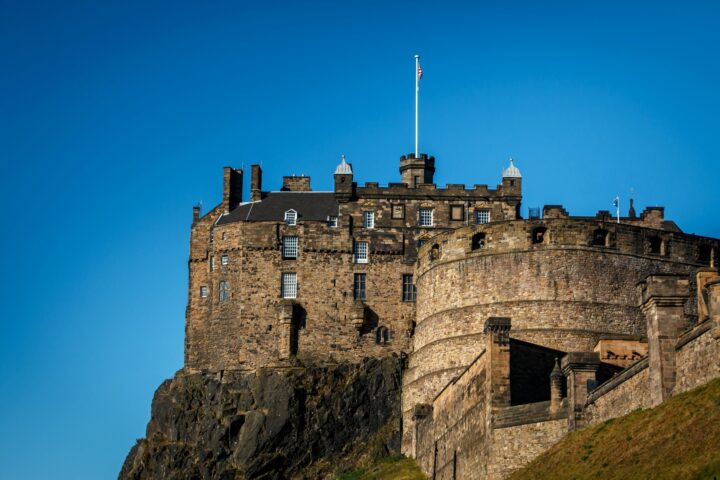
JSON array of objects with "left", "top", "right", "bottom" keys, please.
[{"left": 1, "top": 1, "right": 718, "bottom": 478}]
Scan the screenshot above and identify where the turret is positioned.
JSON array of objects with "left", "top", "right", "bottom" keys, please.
[
  {"left": 333, "top": 155, "right": 354, "bottom": 202},
  {"left": 501, "top": 157, "right": 522, "bottom": 195},
  {"left": 400, "top": 153, "right": 435, "bottom": 187}
]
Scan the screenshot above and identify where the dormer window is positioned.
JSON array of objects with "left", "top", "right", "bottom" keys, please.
[
  {"left": 284, "top": 209, "right": 297, "bottom": 226},
  {"left": 327, "top": 216, "right": 338, "bottom": 228}
]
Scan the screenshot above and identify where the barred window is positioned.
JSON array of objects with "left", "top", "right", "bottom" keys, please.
[
  {"left": 475, "top": 209, "right": 490, "bottom": 224},
  {"left": 221, "top": 254, "right": 229, "bottom": 266},
  {"left": 219, "top": 281, "right": 229, "bottom": 301},
  {"left": 363, "top": 211, "right": 375, "bottom": 229},
  {"left": 419, "top": 208, "right": 433, "bottom": 227},
  {"left": 284, "top": 209, "right": 297, "bottom": 226},
  {"left": 283, "top": 236, "right": 298, "bottom": 259},
  {"left": 402, "top": 274, "right": 416, "bottom": 302},
  {"left": 200, "top": 285, "right": 208, "bottom": 298},
  {"left": 327, "top": 216, "right": 338, "bottom": 228},
  {"left": 354, "top": 241, "right": 368, "bottom": 263},
  {"left": 281, "top": 272, "right": 297, "bottom": 299},
  {"left": 354, "top": 273, "right": 366, "bottom": 300}
]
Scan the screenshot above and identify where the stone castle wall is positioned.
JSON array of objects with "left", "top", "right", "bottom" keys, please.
[
  {"left": 402, "top": 219, "right": 715, "bottom": 454},
  {"left": 674, "top": 320, "right": 720, "bottom": 395},
  {"left": 584, "top": 358, "right": 652, "bottom": 425}
]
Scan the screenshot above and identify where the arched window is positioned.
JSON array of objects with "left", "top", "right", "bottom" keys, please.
[
  {"left": 471, "top": 233, "right": 486, "bottom": 251},
  {"left": 532, "top": 227, "right": 547, "bottom": 244},
  {"left": 592, "top": 229, "right": 609, "bottom": 247}
]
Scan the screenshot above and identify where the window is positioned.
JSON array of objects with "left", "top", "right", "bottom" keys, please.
[
  {"left": 200, "top": 286, "right": 208, "bottom": 298},
  {"left": 392, "top": 204, "right": 405, "bottom": 219},
  {"left": 402, "top": 274, "right": 416, "bottom": 302},
  {"left": 284, "top": 209, "right": 297, "bottom": 226},
  {"left": 376, "top": 326, "right": 390, "bottom": 344},
  {"left": 353, "top": 273, "right": 366, "bottom": 300},
  {"left": 418, "top": 239, "right": 427, "bottom": 248},
  {"left": 219, "top": 281, "right": 229, "bottom": 301},
  {"left": 221, "top": 254, "right": 229, "bottom": 266},
  {"left": 450, "top": 205, "right": 464, "bottom": 221},
  {"left": 699, "top": 245, "right": 713, "bottom": 265},
  {"left": 471, "top": 233, "right": 486, "bottom": 250},
  {"left": 649, "top": 237, "right": 663, "bottom": 255},
  {"left": 419, "top": 208, "right": 433, "bottom": 227},
  {"left": 592, "top": 229, "right": 609, "bottom": 247},
  {"left": 532, "top": 227, "right": 547, "bottom": 245},
  {"left": 354, "top": 241, "right": 368, "bottom": 263},
  {"left": 209, "top": 256, "right": 214, "bottom": 272},
  {"left": 430, "top": 244, "right": 441, "bottom": 261},
  {"left": 283, "top": 236, "right": 298, "bottom": 259},
  {"left": 363, "top": 211, "right": 375, "bottom": 229},
  {"left": 281, "top": 272, "right": 297, "bottom": 299},
  {"left": 327, "top": 216, "right": 338, "bottom": 228},
  {"left": 475, "top": 209, "right": 490, "bottom": 224},
  {"left": 414, "top": 175, "right": 420, "bottom": 187}
]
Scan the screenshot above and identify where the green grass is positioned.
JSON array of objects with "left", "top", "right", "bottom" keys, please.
[
  {"left": 509, "top": 378, "right": 720, "bottom": 480},
  {"left": 333, "top": 455, "right": 426, "bottom": 480}
]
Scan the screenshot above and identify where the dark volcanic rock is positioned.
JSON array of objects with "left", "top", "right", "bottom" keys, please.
[{"left": 119, "top": 356, "right": 402, "bottom": 480}]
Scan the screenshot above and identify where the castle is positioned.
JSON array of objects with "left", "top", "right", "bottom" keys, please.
[{"left": 185, "top": 153, "right": 720, "bottom": 479}]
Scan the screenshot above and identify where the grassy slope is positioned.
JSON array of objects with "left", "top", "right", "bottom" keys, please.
[
  {"left": 333, "top": 455, "right": 426, "bottom": 480},
  {"left": 509, "top": 377, "right": 720, "bottom": 480}
]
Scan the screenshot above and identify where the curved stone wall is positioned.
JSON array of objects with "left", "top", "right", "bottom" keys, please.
[{"left": 402, "top": 218, "right": 716, "bottom": 453}]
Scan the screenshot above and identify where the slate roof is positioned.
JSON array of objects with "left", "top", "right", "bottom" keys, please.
[{"left": 217, "top": 192, "right": 339, "bottom": 224}]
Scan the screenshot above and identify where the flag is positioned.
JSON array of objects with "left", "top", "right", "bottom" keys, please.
[
  {"left": 613, "top": 196, "right": 619, "bottom": 208},
  {"left": 417, "top": 61, "right": 423, "bottom": 80}
]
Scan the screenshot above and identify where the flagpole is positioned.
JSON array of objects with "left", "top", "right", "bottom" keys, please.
[{"left": 415, "top": 54, "right": 419, "bottom": 157}]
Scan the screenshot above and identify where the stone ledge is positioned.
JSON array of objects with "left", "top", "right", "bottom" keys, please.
[
  {"left": 493, "top": 399, "right": 568, "bottom": 429},
  {"left": 675, "top": 319, "right": 713, "bottom": 350}
]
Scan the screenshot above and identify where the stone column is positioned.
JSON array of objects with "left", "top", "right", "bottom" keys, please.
[
  {"left": 706, "top": 278, "right": 720, "bottom": 340},
  {"left": 549, "top": 358, "right": 564, "bottom": 414},
  {"left": 639, "top": 274, "right": 690, "bottom": 405},
  {"left": 561, "top": 352, "right": 600, "bottom": 430},
  {"left": 484, "top": 317, "right": 511, "bottom": 408},
  {"left": 277, "top": 300, "right": 295, "bottom": 360}
]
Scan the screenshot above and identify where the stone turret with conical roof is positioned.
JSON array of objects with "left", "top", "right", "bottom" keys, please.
[
  {"left": 333, "top": 154, "right": 354, "bottom": 202},
  {"left": 501, "top": 157, "right": 522, "bottom": 196}
]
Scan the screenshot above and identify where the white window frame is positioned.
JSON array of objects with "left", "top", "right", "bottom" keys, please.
[
  {"left": 200, "top": 285, "right": 209, "bottom": 298},
  {"left": 209, "top": 256, "right": 214, "bottom": 272},
  {"left": 282, "top": 235, "right": 298, "bottom": 259},
  {"left": 475, "top": 209, "right": 491, "bottom": 224},
  {"left": 281, "top": 272, "right": 298, "bottom": 299},
  {"left": 419, "top": 208, "right": 433, "bottom": 227},
  {"left": 221, "top": 254, "right": 229, "bottom": 266},
  {"left": 354, "top": 241, "right": 369, "bottom": 264},
  {"left": 363, "top": 211, "right": 375, "bottom": 229},
  {"left": 327, "top": 216, "right": 338, "bottom": 228},
  {"left": 284, "top": 209, "right": 297, "bottom": 226}
]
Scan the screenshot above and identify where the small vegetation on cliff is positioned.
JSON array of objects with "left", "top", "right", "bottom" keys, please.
[{"left": 509, "top": 378, "right": 720, "bottom": 480}]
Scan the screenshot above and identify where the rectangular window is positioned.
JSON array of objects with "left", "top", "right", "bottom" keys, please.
[
  {"left": 475, "top": 209, "right": 491, "bottom": 224},
  {"left": 354, "top": 241, "right": 368, "bottom": 263},
  {"left": 219, "top": 280, "right": 229, "bottom": 301},
  {"left": 282, "top": 235, "right": 298, "bottom": 259},
  {"left": 450, "top": 205, "right": 464, "bottom": 221},
  {"left": 281, "top": 272, "right": 297, "bottom": 299},
  {"left": 353, "top": 273, "right": 366, "bottom": 300},
  {"left": 363, "top": 211, "right": 375, "bottom": 229},
  {"left": 419, "top": 208, "right": 433, "bottom": 227},
  {"left": 285, "top": 210, "right": 297, "bottom": 226},
  {"left": 210, "top": 256, "right": 214, "bottom": 272},
  {"left": 327, "top": 216, "right": 338, "bottom": 228},
  {"left": 221, "top": 254, "right": 229, "bottom": 266},
  {"left": 402, "top": 274, "right": 416, "bottom": 302},
  {"left": 392, "top": 204, "right": 405, "bottom": 219},
  {"left": 414, "top": 175, "right": 420, "bottom": 187},
  {"left": 200, "top": 285, "right": 208, "bottom": 298}
]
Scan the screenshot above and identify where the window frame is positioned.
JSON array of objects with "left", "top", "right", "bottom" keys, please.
[
  {"left": 284, "top": 209, "right": 297, "bottom": 226},
  {"left": 282, "top": 235, "right": 298, "bottom": 259},
  {"left": 353, "top": 273, "right": 367, "bottom": 300},
  {"left": 281, "top": 272, "right": 298, "bottom": 299},
  {"left": 392, "top": 204, "right": 405, "bottom": 219},
  {"left": 419, "top": 208, "right": 434, "bottom": 227},
  {"left": 327, "top": 216, "right": 338, "bottom": 228},
  {"left": 200, "top": 285, "right": 209, "bottom": 298},
  {"left": 221, "top": 254, "right": 229, "bottom": 266},
  {"left": 219, "top": 280, "right": 229, "bottom": 301},
  {"left": 475, "top": 209, "right": 491, "bottom": 225},
  {"left": 354, "top": 241, "right": 369, "bottom": 264},
  {"left": 363, "top": 211, "right": 375, "bottom": 229},
  {"left": 402, "top": 274, "right": 416, "bottom": 302}
]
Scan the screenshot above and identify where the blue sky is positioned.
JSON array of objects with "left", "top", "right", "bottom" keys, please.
[{"left": 1, "top": 1, "right": 718, "bottom": 478}]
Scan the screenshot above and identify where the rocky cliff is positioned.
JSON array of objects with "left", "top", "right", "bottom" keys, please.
[{"left": 119, "top": 356, "right": 403, "bottom": 480}]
